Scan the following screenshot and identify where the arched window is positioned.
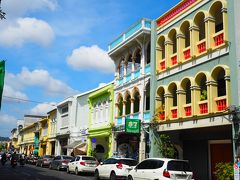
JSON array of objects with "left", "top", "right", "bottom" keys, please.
[
  {"left": 146, "top": 43, "right": 151, "bottom": 64},
  {"left": 169, "top": 83, "right": 177, "bottom": 107},
  {"left": 199, "top": 76, "right": 207, "bottom": 101},
  {"left": 126, "top": 55, "right": 133, "bottom": 74},
  {"left": 169, "top": 29, "right": 177, "bottom": 54},
  {"left": 119, "top": 59, "right": 124, "bottom": 78},
  {"left": 125, "top": 93, "right": 131, "bottom": 115},
  {"left": 134, "top": 49, "right": 141, "bottom": 70},
  {"left": 95, "top": 145, "right": 105, "bottom": 153},
  {"left": 212, "top": 67, "right": 226, "bottom": 97},
  {"left": 133, "top": 91, "right": 140, "bottom": 113},
  {"left": 194, "top": 12, "right": 206, "bottom": 41},
  {"left": 180, "top": 21, "right": 190, "bottom": 48},
  {"left": 156, "top": 87, "right": 165, "bottom": 120},
  {"left": 210, "top": 2, "right": 223, "bottom": 33},
  {"left": 118, "top": 96, "right": 123, "bottom": 116}
]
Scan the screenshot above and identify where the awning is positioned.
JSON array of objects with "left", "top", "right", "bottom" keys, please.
[
  {"left": 75, "top": 143, "right": 87, "bottom": 155},
  {"left": 64, "top": 140, "right": 84, "bottom": 149}
]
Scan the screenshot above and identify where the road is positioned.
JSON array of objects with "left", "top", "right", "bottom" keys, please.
[{"left": 0, "top": 161, "right": 95, "bottom": 180}]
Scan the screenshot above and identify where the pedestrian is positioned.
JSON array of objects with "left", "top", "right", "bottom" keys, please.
[{"left": 1, "top": 152, "right": 7, "bottom": 166}]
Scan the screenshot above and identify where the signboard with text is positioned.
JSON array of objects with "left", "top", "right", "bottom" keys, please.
[{"left": 125, "top": 119, "right": 141, "bottom": 134}]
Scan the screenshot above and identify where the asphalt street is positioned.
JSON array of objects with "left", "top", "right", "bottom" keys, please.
[{"left": 0, "top": 161, "right": 95, "bottom": 180}]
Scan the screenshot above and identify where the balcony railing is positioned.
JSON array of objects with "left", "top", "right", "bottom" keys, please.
[
  {"left": 160, "top": 59, "right": 166, "bottom": 71},
  {"left": 159, "top": 112, "right": 165, "bottom": 120},
  {"left": 116, "top": 116, "right": 123, "bottom": 125},
  {"left": 183, "top": 47, "right": 191, "bottom": 60},
  {"left": 183, "top": 104, "right": 192, "bottom": 117},
  {"left": 126, "top": 73, "right": 131, "bottom": 83},
  {"left": 132, "top": 112, "right": 140, "bottom": 119},
  {"left": 108, "top": 19, "right": 151, "bottom": 51},
  {"left": 213, "top": 31, "right": 224, "bottom": 47},
  {"left": 134, "top": 69, "right": 140, "bottom": 79},
  {"left": 171, "top": 53, "right": 177, "bottom": 66},
  {"left": 197, "top": 39, "right": 206, "bottom": 54},
  {"left": 215, "top": 96, "right": 227, "bottom": 112},
  {"left": 171, "top": 107, "right": 178, "bottom": 119},
  {"left": 145, "top": 64, "right": 151, "bottom": 74},
  {"left": 118, "top": 77, "right": 123, "bottom": 86},
  {"left": 199, "top": 100, "right": 208, "bottom": 114},
  {"left": 144, "top": 111, "right": 150, "bottom": 122}
]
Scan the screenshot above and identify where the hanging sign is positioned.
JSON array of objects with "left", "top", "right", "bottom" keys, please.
[{"left": 125, "top": 119, "right": 141, "bottom": 134}]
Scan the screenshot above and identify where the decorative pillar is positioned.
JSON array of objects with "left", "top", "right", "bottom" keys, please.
[
  {"left": 208, "top": 80, "right": 218, "bottom": 113},
  {"left": 225, "top": 75, "right": 231, "bottom": 106},
  {"left": 156, "top": 46, "right": 163, "bottom": 72},
  {"left": 165, "top": 40, "right": 173, "bottom": 68},
  {"left": 176, "top": 34, "right": 185, "bottom": 63},
  {"left": 189, "top": 25, "right": 199, "bottom": 56},
  {"left": 205, "top": 16, "right": 215, "bottom": 49},
  {"left": 138, "top": 129, "right": 146, "bottom": 162},
  {"left": 165, "top": 93, "right": 173, "bottom": 120},
  {"left": 177, "top": 89, "right": 186, "bottom": 118},
  {"left": 192, "top": 85, "right": 201, "bottom": 116},
  {"left": 122, "top": 100, "right": 126, "bottom": 116},
  {"left": 131, "top": 98, "right": 135, "bottom": 115},
  {"left": 141, "top": 44, "right": 145, "bottom": 75},
  {"left": 221, "top": 7, "right": 228, "bottom": 42}
]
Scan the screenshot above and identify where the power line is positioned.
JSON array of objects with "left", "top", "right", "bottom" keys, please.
[{"left": 3, "top": 95, "right": 56, "bottom": 106}]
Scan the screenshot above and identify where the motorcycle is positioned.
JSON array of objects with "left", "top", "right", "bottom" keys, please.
[{"left": 11, "top": 159, "right": 17, "bottom": 168}]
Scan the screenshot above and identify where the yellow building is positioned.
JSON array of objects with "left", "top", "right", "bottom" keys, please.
[
  {"left": 38, "top": 118, "right": 48, "bottom": 156},
  {"left": 10, "top": 128, "right": 18, "bottom": 151},
  {"left": 46, "top": 109, "right": 57, "bottom": 156},
  {"left": 19, "top": 122, "right": 38, "bottom": 156}
]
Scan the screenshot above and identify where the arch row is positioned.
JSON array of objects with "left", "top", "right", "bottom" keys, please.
[
  {"left": 155, "top": 65, "right": 230, "bottom": 120},
  {"left": 156, "top": 0, "right": 228, "bottom": 72}
]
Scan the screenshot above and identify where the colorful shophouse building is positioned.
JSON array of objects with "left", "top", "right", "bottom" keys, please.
[
  {"left": 87, "top": 82, "right": 114, "bottom": 161},
  {"left": 151, "top": 0, "right": 232, "bottom": 179},
  {"left": 108, "top": 18, "right": 152, "bottom": 161}
]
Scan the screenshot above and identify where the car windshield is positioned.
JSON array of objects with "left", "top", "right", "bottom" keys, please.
[
  {"left": 43, "top": 155, "right": 53, "bottom": 158},
  {"left": 117, "top": 159, "right": 138, "bottom": 166},
  {"left": 167, "top": 160, "right": 191, "bottom": 171},
  {"left": 63, "top": 156, "right": 73, "bottom": 160},
  {"left": 82, "top": 157, "right": 96, "bottom": 161}
]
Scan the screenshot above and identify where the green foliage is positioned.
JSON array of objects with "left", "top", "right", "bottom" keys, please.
[
  {"left": 158, "top": 134, "right": 176, "bottom": 158},
  {"left": 200, "top": 89, "right": 207, "bottom": 101},
  {"left": 214, "top": 162, "right": 233, "bottom": 180}
]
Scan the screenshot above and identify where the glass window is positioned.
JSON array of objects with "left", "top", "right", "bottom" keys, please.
[
  {"left": 63, "top": 156, "right": 73, "bottom": 160},
  {"left": 137, "top": 160, "right": 151, "bottom": 169},
  {"left": 82, "top": 156, "right": 96, "bottom": 161},
  {"left": 167, "top": 160, "right": 191, "bottom": 171},
  {"left": 118, "top": 159, "right": 138, "bottom": 166},
  {"left": 75, "top": 157, "right": 80, "bottom": 161}
]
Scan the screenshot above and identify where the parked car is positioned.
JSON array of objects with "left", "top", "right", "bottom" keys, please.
[
  {"left": 49, "top": 155, "right": 73, "bottom": 171},
  {"left": 94, "top": 157, "right": 138, "bottom": 180},
  {"left": 67, "top": 155, "right": 98, "bottom": 175},
  {"left": 127, "top": 158, "right": 194, "bottom": 180},
  {"left": 36, "top": 155, "right": 54, "bottom": 167}
]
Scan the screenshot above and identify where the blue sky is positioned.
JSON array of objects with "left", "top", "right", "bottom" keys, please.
[{"left": 0, "top": 0, "right": 180, "bottom": 137}]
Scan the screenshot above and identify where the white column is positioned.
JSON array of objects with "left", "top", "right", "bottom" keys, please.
[{"left": 141, "top": 44, "right": 145, "bottom": 75}]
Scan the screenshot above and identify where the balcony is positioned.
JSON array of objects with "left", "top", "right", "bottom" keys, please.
[
  {"left": 118, "top": 77, "right": 123, "bottom": 86},
  {"left": 159, "top": 112, "right": 165, "bottom": 120},
  {"left": 134, "top": 69, "right": 140, "bottom": 79},
  {"left": 171, "top": 107, "right": 178, "bottom": 119},
  {"left": 183, "top": 47, "right": 191, "bottom": 60},
  {"left": 198, "top": 100, "right": 208, "bottom": 114},
  {"left": 197, "top": 39, "right": 206, "bottom": 54},
  {"left": 213, "top": 31, "right": 224, "bottom": 47},
  {"left": 132, "top": 112, "right": 140, "bottom": 119},
  {"left": 144, "top": 111, "right": 150, "bottom": 122},
  {"left": 116, "top": 116, "right": 123, "bottom": 125},
  {"left": 183, "top": 104, "right": 192, "bottom": 117},
  {"left": 215, "top": 96, "right": 227, "bottom": 112},
  {"left": 126, "top": 73, "right": 132, "bottom": 83},
  {"left": 108, "top": 19, "right": 151, "bottom": 52},
  {"left": 170, "top": 53, "right": 177, "bottom": 66}
]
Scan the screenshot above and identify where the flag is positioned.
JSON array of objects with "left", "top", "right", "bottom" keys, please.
[{"left": 0, "top": 60, "right": 5, "bottom": 109}]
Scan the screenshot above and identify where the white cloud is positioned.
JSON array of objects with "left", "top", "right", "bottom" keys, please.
[
  {"left": 0, "top": 18, "right": 54, "bottom": 47},
  {"left": 0, "top": 113, "right": 17, "bottom": 126},
  {"left": 5, "top": 68, "right": 78, "bottom": 98},
  {"left": 3, "top": 84, "right": 28, "bottom": 100},
  {"left": 29, "top": 102, "right": 56, "bottom": 115},
  {"left": 2, "top": 0, "right": 57, "bottom": 18},
  {"left": 67, "top": 45, "right": 114, "bottom": 73}
]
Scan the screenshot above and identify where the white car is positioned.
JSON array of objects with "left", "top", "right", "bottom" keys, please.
[
  {"left": 127, "top": 158, "right": 194, "bottom": 180},
  {"left": 67, "top": 155, "right": 98, "bottom": 175},
  {"left": 94, "top": 157, "right": 138, "bottom": 180}
]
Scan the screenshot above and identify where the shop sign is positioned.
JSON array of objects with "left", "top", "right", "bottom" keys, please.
[{"left": 125, "top": 119, "right": 141, "bottom": 134}]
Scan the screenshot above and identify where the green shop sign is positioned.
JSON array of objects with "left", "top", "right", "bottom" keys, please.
[{"left": 125, "top": 119, "right": 141, "bottom": 134}]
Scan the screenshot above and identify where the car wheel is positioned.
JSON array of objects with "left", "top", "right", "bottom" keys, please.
[
  {"left": 110, "top": 172, "right": 116, "bottom": 180},
  {"left": 94, "top": 170, "right": 100, "bottom": 180},
  {"left": 67, "top": 167, "right": 70, "bottom": 174},
  {"left": 128, "top": 175, "right": 133, "bottom": 180},
  {"left": 75, "top": 168, "right": 79, "bottom": 175}
]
